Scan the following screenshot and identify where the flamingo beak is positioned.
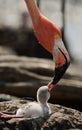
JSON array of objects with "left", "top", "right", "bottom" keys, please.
[
  {"left": 52, "top": 56, "right": 70, "bottom": 84},
  {"left": 52, "top": 36, "right": 70, "bottom": 85},
  {"left": 48, "top": 82, "right": 54, "bottom": 91}
]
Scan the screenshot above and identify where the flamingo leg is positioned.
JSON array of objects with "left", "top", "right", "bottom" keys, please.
[{"left": 0, "top": 112, "right": 22, "bottom": 119}]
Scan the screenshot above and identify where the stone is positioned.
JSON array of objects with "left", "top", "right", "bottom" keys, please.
[
  {"left": 0, "top": 99, "right": 82, "bottom": 130},
  {"left": 0, "top": 55, "right": 82, "bottom": 111}
]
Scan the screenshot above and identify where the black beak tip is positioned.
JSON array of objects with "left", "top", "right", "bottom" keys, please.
[{"left": 52, "top": 60, "right": 70, "bottom": 85}]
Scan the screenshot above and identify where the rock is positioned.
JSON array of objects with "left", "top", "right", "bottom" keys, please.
[
  {"left": 0, "top": 55, "right": 82, "bottom": 111},
  {"left": 0, "top": 46, "right": 16, "bottom": 55},
  {"left": 0, "top": 94, "right": 18, "bottom": 102},
  {"left": 0, "top": 99, "right": 82, "bottom": 130},
  {"left": 0, "top": 55, "right": 53, "bottom": 97}
]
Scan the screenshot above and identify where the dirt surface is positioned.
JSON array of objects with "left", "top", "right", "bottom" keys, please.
[{"left": 0, "top": 99, "right": 82, "bottom": 130}]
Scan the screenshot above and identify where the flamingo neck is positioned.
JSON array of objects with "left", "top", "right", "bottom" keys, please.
[
  {"left": 24, "top": 0, "right": 40, "bottom": 26},
  {"left": 38, "top": 100, "right": 48, "bottom": 107},
  {"left": 40, "top": 103, "right": 50, "bottom": 115}
]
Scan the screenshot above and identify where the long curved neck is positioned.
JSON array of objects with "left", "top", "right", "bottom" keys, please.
[{"left": 24, "top": 0, "right": 41, "bottom": 26}]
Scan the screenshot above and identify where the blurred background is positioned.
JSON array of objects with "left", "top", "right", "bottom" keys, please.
[
  {"left": 0, "top": 0, "right": 82, "bottom": 60},
  {"left": 0, "top": 0, "right": 82, "bottom": 111}
]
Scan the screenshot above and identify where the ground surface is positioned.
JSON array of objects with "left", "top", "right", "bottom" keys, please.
[{"left": 0, "top": 99, "right": 82, "bottom": 130}]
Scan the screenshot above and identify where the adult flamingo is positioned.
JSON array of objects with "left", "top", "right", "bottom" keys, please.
[{"left": 24, "top": 0, "right": 70, "bottom": 87}]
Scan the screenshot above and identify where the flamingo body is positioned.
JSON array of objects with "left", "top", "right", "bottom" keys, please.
[
  {"left": 24, "top": 0, "right": 70, "bottom": 85},
  {"left": 0, "top": 86, "right": 52, "bottom": 119}
]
